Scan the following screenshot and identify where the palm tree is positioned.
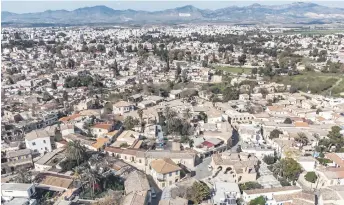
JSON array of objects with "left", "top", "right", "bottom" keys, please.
[
  {"left": 137, "top": 109, "right": 143, "bottom": 123},
  {"left": 137, "top": 109, "right": 144, "bottom": 133},
  {"left": 13, "top": 169, "right": 32, "bottom": 183},
  {"left": 272, "top": 161, "right": 284, "bottom": 178},
  {"left": 164, "top": 107, "right": 177, "bottom": 120},
  {"left": 83, "top": 168, "right": 101, "bottom": 199},
  {"left": 73, "top": 166, "right": 83, "bottom": 180},
  {"left": 183, "top": 108, "right": 192, "bottom": 120},
  {"left": 66, "top": 140, "right": 87, "bottom": 165},
  {"left": 295, "top": 132, "right": 309, "bottom": 149}
]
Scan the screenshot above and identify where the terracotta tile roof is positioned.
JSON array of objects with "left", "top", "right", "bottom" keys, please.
[
  {"left": 150, "top": 158, "right": 181, "bottom": 174},
  {"left": 317, "top": 116, "right": 326, "bottom": 122},
  {"left": 105, "top": 146, "right": 123, "bottom": 154},
  {"left": 39, "top": 174, "right": 73, "bottom": 189},
  {"left": 106, "top": 130, "right": 119, "bottom": 136},
  {"left": 325, "top": 153, "right": 344, "bottom": 167},
  {"left": 267, "top": 106, "right": 284, "bottom": 112},
  {"left": 294, "top": 121, "right": 309, "bottom": 127},
  {"left": 92, "top": 137, "right": 110, "bottom": 149},
  {"left": 59, "top": 114, "right": 81, "bottom": 122},
  {"left": 92, "top": 123, "right": 112, "bottom": 130}
]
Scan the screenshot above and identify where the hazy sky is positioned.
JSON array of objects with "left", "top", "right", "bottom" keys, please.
[{"left": 3, "top": 1, "right": 344, "bottom": 13}]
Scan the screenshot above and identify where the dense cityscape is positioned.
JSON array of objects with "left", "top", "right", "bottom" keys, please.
[{"left": 1, "top": 2, "right": 344, "bottom": 205}]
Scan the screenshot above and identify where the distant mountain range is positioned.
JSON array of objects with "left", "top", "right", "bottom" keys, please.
[{"left": 2, "top": 2, "right": 344, "bottom": 26}]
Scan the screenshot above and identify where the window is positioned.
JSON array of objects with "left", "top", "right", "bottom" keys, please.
[
  {"left": 45, "top": 147, "right": 48, "bottom": 151},
  {"left": 169, "top": 172, "right": 172, "bottom": 177},
  {"left": 43, "top": 140, "right": 46, "bottom": 143},
  {"left": 32, "top": 142, "right": 36, "bottom": 146},
  {"left": 162, "top": 183, "right": 165, "bottom": 187},
  {"left": 176, "top": 171, "right": 179, "bottom": 175},
  {"left": 139, "top": 159, "right": 142, "bottom": 163},
  {"left": 34, "top": 149, "right": 38, "bottom": 152}
]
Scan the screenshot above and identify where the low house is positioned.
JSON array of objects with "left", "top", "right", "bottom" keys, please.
[
  {"left": 169, "top": 89, "right": 183, "bottom": 99},
  {"left": 34, "top": 147, "right": 65, "bottom": 171},
  {"left": 1, "top": 183, "right": 36, "bottom": 202},
  {"left": 73, "top": 98, "right": 93, "bottom": 112},
  {"left": 211, "top": 152, "right": 258, "bottom": 183},
  {"left": 319, "top": 185, "right": 344, "bottom": 205},
  {"left": 242, "top": 186, "right": 314, "bottom": 205},
  {"left": 25, "top": 129, "right": 53, "bottom": 154},
  {"left": 325, "top": 153, "right": 344, "bottom": 168},
  {"left": 113, "top": 101, "right": 135, "bottom": 115},
  {"left": 90, "top": 123, "right": 115, "bottom": 138},
  {"left": 122, "top": 170, "right": 150, "bottom": 205},
  {"left": 317, "top": 167, "right": 344, "bottom": 187},
  {"left": 111, "top": 130, "right": 140, "bottom": 148},
  {"left": 129, "top": 94, "right": 143, "bottom": 103},
  {"left": 1, "top": 149, "right": 33, "bottom": 174},
  {"left": 150, "top": 158, "right": 182, "bottom": 189},
  {"left": 35, "top": 172, "right": 77, "bottom": 192},
  {"left": 212, "top": 182, "right": 240, "bottom": 205}
]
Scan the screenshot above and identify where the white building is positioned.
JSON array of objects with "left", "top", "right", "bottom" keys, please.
[
  {"left": 212, "top": 182, "right": 240, "bottom": 205},
  {"left": 25, "top": 129, "right": 53, "bottom": 154},
  {"left": 1, "top": 183, "right": 36, "bottom": 201},
  {"left": 113, "top": 101, "right": 135, "bottom": 115}
]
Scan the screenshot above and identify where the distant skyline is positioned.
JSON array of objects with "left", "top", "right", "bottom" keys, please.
[{"left": 2, "top": 1, "right": 344, "bottom": 14}]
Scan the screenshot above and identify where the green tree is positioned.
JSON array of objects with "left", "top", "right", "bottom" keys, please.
[
  {"left": 13, "top": 169, "right": 32, "bottom": 183},
  {"left": 269, "top": 129, "right": 282, "bottom": 139},
  {"left": 63, "top": 91, "right": 68, "bottom": 101},
  {"left": 295, "top": 132, "right": 309, "bottom": 148},
  {"left": 137, "top": 109, "right": 144, "bottom": 132},
  {"left": 183, "top": 108, "right": 192, "bottom": 120},
  {"left": 223, "top": 86, "right": 239, "bottom": 101},
  {"left": 83, "top": 168, "right": 101, "bottom": 199},
  {"left": 239, "top": 182, "right": 263, "bottom": 190},
  {"left": 199, "top": 112, "right": 208, "bottom": 123},
  {"left": 190, "top": 181, "right": 210, "bottom": 204},
  {"left": 66, "top": 140, "right": 87, "bottom": 165},
  {"left": 273, "top": 158, "right": 302, "bottom": 182},
  {"left": 284, "top": 118, "right": 292, "bottom": 124},
  {"left": 304, "top": 171, "right": 317, "bottom": 183},
  {"left": 263, "top": 155, "right": 276, "bottom": 165},
  {"left": 51, "top": 82, "right": 57, "bottom": 90},
  {"left": 251, "top": 67, "right": 258, "bottom": 75},
  {"left": 123, "top": 116, "right": 139, "bottom": 130},
  {"left": 42, "top": 91, "right": 53, "bottom": 102},
  {"left": 249, "top": 196, "right": 266, "bottom": 205}
]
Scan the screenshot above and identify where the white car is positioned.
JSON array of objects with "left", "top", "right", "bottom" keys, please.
[{"left": 208, "top": 165, "right": 213, "bottom": 170}]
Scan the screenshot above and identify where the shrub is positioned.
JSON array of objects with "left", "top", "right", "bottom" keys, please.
[
  {"left": 249, "top": 196, "right": 266, "bottom": 205},
  {"left": 305, "top": 171, "right": 318, "bottom": 183},
  {"left": 239, "top": 182, "right": 263, "bottom": 191},
  {"left": 278, "top": 177, "right": 291, "bottom": 186},
  {"left": 263, "top": 155, "right": 276, "bottom": 165},
  {"left": 284, "top": 118, "right": 292, "bottom": 124},
  {"left": 269, "top": 129, "right": 282, "bottom": 139},
  {"left": 317, "top": 158, "right": 332, "bottom": 165},
  {"left": 60, "top": 159, "right": 77, "bottom": 171}
]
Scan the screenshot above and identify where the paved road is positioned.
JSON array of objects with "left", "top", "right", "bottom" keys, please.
[
  {"left": 230, "top": 128, "right": 241, "bottom": 152},
  {"left": 194, "top": 157, "right": 212, "bottom": 180}
]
